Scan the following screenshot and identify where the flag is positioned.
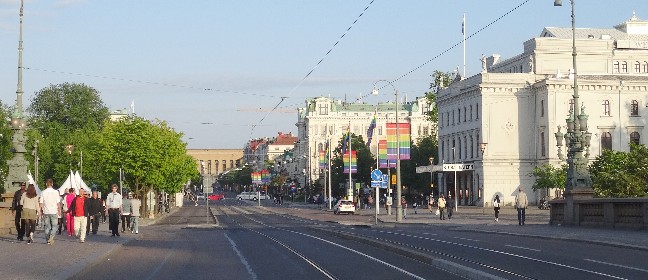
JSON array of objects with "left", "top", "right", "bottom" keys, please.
[
  {"left": 378, "top": 140, "right": 395, "bottom": 168},
  {"left": 341, "top": 125, "right": 350, "bottom": 154},
  {"left": 365, "top": 112, "right": 377, "bottom": 147},
  {"left": 343, "top": 151, "right": 357, "bottom": 174},
  {"left": 386, "top": 123, "right": 411, "bottom": 160},
  {"left": 461, "top": 14, "right": 465, "bottom": 36}
]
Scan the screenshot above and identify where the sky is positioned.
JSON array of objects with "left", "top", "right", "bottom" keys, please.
[{"left": 1, "top": 0, "right": 647, "bottom": 149}]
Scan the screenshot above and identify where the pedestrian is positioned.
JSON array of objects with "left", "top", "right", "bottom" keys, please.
[
  {"left": 86, "top": 191, "right": 103, "bottom": 235},
  {"left": 20, "top": 184, "right": 40, "bottom": 244},
  {"left": 437, "top": 195, "right": 446, "bottom": 220},
  {"left": 121, "top": 192, "right": 132, "bottom": 233},
  {"left": 40, "top": 179, "right": 61, "bottom": 245},
  {"left": 367, "top": 195, "right": 373, "bottom": 210},
  {"left": 427, "top": 195, "right": 435, "bottom": 213},
  {"left": 66, "top": 188, "right": 89, "bottom": 243},
  {"left": 130, "top": 193, "right": 141, "bottom": 234},
  {"left": 493, "top": 195, "right": 501, "bottom": 222},
  {"left": 101, "top": 200, "right": 107, "bottom": 223},
  {"left": 105, "top": 184, "right": 123, "bottom": 237},
  {"left": 515, "top": 188, "right": 528, "bottom": 225},
  {"left": 11, "top": 182, "right": 26, "bottom": 241},
  {"left": 401, "top": 196, "right": 407, "bottom": 218},
  {"left": 447, "top": 194, "right": 455, "bottom": 220},
  {"left": 65, "top": 188, "right": 76, "bottom": 236},
  {"left": 57, "top": 193, "right": 65, "bottom": 235}
]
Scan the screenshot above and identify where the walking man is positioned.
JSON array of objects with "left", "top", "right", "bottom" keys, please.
[
  {"left": 86, "top": 191, "right": 103, "bottom": 235},
  {"left": 438, "top": 194, "right": 447, "bottom": 220},
  {"left": 106, "top": 184, "right": 123, "bottom": 237},
  {"left": 11, "top": 182, "right": 26, "bottom": 241},
  {"left": 67, "top": 188, "right": 89, "bottom": 243},
  {"left": 515, "top": 187, "right": 528, "bottom": 225},
  {"left": 40, "top": 179, "right": 61, "bottom": 245}
]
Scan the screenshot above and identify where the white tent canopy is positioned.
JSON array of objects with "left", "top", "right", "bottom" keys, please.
[
  {"left": 27, "top": 171, "right": 42, "bottom": 196},
  {"left": 58, "top": 170, "right": 91, "bottom": 195}
]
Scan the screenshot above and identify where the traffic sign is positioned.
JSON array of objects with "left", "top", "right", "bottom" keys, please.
[
  {"left": 382, "top": 175, "right": 389, "bottom": 188},
  {"left": 371, "top": 181, "right": 382, "bottom": 188},
  {"left": 371, "top": 169, "right": 383, "bottom": 181},
  {"left": 442, "top": 163, "right": 474, "bottom": 171}
]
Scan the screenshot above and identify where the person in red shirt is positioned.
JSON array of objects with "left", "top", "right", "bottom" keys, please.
[{"left": 65, "top": 189, "right": 90, "bottom": 243}]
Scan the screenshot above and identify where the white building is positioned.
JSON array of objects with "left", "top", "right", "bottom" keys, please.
[
  {"left": 295, "top": 96, "right": 434, "bottom": 188},
  {"left": 437, "top": 13, "right": 648, "bottom": 207}
]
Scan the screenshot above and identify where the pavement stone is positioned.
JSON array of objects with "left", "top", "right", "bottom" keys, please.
[{"left": 0, "top": 209, "right": 177, "bottom": 280}]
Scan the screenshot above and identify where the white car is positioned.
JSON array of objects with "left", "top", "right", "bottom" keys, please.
[
  {"left": 236, "top": 191, "right": 270, "bottom": 201},
  {"left": 333, "top": 200, "right": 356, "bottom": 215}
]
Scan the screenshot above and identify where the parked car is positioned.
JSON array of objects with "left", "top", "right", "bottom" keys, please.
[
  {"left": 333, "top": 199, "right": 356, "bottom": 215},
  {"left": 236, "top": 191, "right": 270, "bottom": 201},
  {"left": 208, "top": 193, "right": 224, "bottom": 201}
]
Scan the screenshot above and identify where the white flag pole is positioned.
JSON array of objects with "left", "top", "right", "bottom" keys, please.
[{"left": 463, "top": 13, "right": 466, "bottom": 78}]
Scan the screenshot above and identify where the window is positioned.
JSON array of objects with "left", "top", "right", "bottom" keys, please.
[
  {"left": 458, "top": 138, "right": 462, "bottom": 160},
  {"left": 230, "top": 160, "right": 234, "bottom": 168},
  {"left": 446, "top": 112, "right": 450, "bottom": 126},
  {"left": 540, "top": 100, "right": 545, "bottom": 117},
  {"left": 463, "top": 107, "right": 467, "bottom": 122},
  {"left": 635, "top": 61, "right": 641, "bottom": 73},
  {"left": 631, "top": 100, "right": 639, "bottom": 116},
  {"left": 476, "top": 103, "right": 479, "bottom": 120},
  {"left": 458, "top": 108, "right": 461, "bottom": 123},
  {"left": 452, "top": 110, "right": 455, "bottom": 125},
  {"left": 470, "top": 136, "right": 474, "bottom": 159},
  {"left": 622, "top": 62, "right": 628, "bottom": 73},
  {"left": 423, "top": 126, "right": 429, "bottom": 135},
  {"left": 318, "top": 103, "right": 328, "bottom": 115},
  {"left": 541, "top": 132, "right": 546, "bottom": 157},
  {"left": 422, "top": 102, "right": 430, "bottom": 113},
  {"left": 441, "top": 141, "right": 445, "bottom": 162},
  {"left": 644, "top": 62, "right": 648, "bottom": 73},
  {"left": 601, "top": 132, "right": 612, "bottom": 150},
  {"left": 613, "top": 61, "right": 620, "bottom": 73},
  {"left": 602, "top": 100, "right": 610, "bottom": 116},
  {"left": 630, "top": 132, "right": 640, "bottom": 145},
  {"left": 452, "top": 140, "right": 456, "bottom": 161},
  {"left": 215, "top": 161, "right": 219, "bottom": 173},
  {"left": 469, "top": 105, "right": 473, "bottom": 121}
]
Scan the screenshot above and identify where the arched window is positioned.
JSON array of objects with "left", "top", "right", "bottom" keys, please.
[
  {"left": 601, "top": 132, "right": 612, "bottom": 150},
  {"left": 622, "top": 61, "right": 628, "bottom": 73},
  {"left": 469, "top": 105, "right": 473, "bottom": 121},
  {"left": 635, "top": 61, "right": 641, "bottom": 73},
  {"left": 458, "top": 138, "right": 462, "bottom": 160},
  {"left": 463, "top": 107, "right": 467, "bottom": 122},
  {"left": 458, "top": 108, "right": 461, "bottom": 123},
  {"left": 470, "top": 135, "right": 474, "bottom": 159},
  {"left": 644, "top": 61, "right": 648, "bottom": 73},
  {"left": 630, "top": 132, "right": 640, "bottom": 145},
  {"left": 541, "top": 132, "right": 546, "bottom": 157},
  {"left": 613, "top": 61, "right": 620, "bottom": 73},
  {"left": 215, "top": 160, "right": 220, "bottom": 173},
  {"left": 631, "top": 100, "right": 639, "bottom": 116},
  {"left": 602, "top": 100, "right": 611, "bottom": 116}
]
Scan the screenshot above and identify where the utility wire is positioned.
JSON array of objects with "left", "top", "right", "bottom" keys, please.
[
  {"left": 355, "top": 0, "right": 532, "bottom": 102},
  {"left": 23, "top": 67, "right": 279, "bottom": 98},
  {"left": 250, "top": 0, "right": 376, "bottom": 136}
]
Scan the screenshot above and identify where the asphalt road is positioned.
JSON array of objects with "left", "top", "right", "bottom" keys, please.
[{"left": 71, "top": 198, "right": 648, "bottom": 280}]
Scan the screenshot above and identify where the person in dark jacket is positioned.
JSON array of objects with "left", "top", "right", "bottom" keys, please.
[
  {"left": 11, "top": 183, "right": 26, "bottom": 241},
  {"left": 86, "top": 191, "right": 103, "bottom": 235}
]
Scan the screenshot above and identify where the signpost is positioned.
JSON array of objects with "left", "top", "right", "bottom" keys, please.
[{"left": 370, "top": 169, "right": 384, "bottom": 225}]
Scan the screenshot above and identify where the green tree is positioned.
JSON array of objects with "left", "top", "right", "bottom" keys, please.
[
  {"left": 0, "top": 102, "right": 14, "bottom": 193},
  {"left": 531, "top": 164, "right": 567, "bottom": 194},
  {"left": 423, "top": 70, "right": 452, "bottom": 125},
  {"left": 401, "top": 135, "right": 438, "bottom": 196},
  {"left": 330, "top": 133, "right": 374, "bottom": 198},
  {"left": 589, "top": 144, "right": 648, "bottom": 198}
]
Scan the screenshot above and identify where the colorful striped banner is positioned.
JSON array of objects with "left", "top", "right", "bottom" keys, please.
[
  {"left": 386, "top": 123, "right": 411, "bottom": 160},
  {"left": 378, "top": 140, "right": 395, "bottom": 168},
  {"left": 319, "top": 150, "right": 326, "bottom": 169},
  {"left": 343, "top": 150, "right": 357, "bottom": 174}
]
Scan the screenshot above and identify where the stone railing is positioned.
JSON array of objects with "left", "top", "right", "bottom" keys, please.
[{"left": 549, "top": 198, "right": 648, "bottom": 229}]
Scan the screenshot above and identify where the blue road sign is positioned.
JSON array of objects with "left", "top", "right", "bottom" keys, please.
[
  {"left": 371, "top": 181, "right": 382, "bottom": 188},
  {"left": 371, "top": 169, "right": 383, "bottom": 181}
]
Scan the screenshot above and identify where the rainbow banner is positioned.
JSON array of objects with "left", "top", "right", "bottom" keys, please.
[
  {"left": 343, "top": 151, "right": 357, "bottom": 174},
  {"left": 251, "top": 172, "right": 261, "bottom": 184},
  {"left": 261, "top": 169, "right": 270, "bottom": 183},
  {"left": 378, "top": 140, "right": 395, "bottom": 168},
  {"left": 319, "top": 150, "right": 326, "bottom": 169},
  {"left": 386, "top": 123, "right": 411, "bottom": 160}
]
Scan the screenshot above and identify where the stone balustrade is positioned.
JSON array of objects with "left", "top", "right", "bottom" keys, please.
[{"left": 549, "top": 198, "right": 648, "bottom": 229}]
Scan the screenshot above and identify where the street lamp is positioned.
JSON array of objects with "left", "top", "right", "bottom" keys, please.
[
  {"left": 371, "top": 79, "right": 404, "bottom": 222},
  {"left": 429, "top": 157, "right": 435, "bottom": 192},
  {"left": 65, "top": 144, "right": 74, "bottom": 170},
  {"left": 553, "top": 0, "right": 594, "bottom": 199}
]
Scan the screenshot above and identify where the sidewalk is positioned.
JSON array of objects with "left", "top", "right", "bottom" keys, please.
[
  {"left": 0, "top": 208, "right": 177, "bottom": 280},
  {"left": 283, "top": 202, "right": 648, "bottom": 251}
]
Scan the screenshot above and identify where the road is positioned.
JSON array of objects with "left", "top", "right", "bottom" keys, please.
[{"left": 72, "top": 198, "right": 648, "bottom": 280}]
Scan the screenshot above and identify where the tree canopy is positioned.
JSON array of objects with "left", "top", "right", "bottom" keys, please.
[{"left": 590, "top": 144, "right": 648, "bottom": 198}]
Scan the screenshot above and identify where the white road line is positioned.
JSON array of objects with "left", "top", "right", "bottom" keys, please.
[
  {"left": 504, "top": 245, "right": 541, "bottom": 252},
  {"left": 454, "top": 237, "right": 480, "bottom": 242},
  {"left": 585, "top": 259, "right": 648, "bottom": 273},
  {"left": 225, "top": 233, "right": 258, "bottom": 280}
]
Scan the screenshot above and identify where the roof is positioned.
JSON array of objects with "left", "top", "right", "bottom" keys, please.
[{"left": 541, "top": 13, "right": 648, "bottom": 41}]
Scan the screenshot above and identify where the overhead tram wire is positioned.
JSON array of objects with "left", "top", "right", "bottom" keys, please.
[
  {"left": 354, "top": 0, "right": 532, "bottom": 102},
  {"left": 250, "top": 0, "right": 376, "bottom": 137},
  {"left": 22, "top": 67, "right": 279, "bottom": 98}
]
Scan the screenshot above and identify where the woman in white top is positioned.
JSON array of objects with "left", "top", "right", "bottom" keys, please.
[
  {"left": 493, "top": 195, "right": 501, "bottom": 222},
  {"left": 20, "top": 184, "right": 40, "bottom": 244}
]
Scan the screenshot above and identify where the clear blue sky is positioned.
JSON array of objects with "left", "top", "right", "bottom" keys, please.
[{"left": 1, "top": 0, "right": 646, "bottom": 149}]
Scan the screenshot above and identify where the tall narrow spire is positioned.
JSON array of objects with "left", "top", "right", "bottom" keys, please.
[{"left": 16, "top": 0, "right": 24, "bottom": 117}]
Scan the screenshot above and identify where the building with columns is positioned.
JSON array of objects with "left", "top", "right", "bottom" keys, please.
[
  {"left": 437, "top": 13, "right": 648, "bottom": 207},
  {"left": 294, "top": 96, "right": 434, "bottom": 189}
]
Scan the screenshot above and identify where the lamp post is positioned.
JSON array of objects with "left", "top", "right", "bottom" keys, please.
[
  {"left": 65, "top": 144, "right": 74, "bottom": 170},
  {"left": 429, "top": 157, "right": 435, "bottom": 196},
  {"left": 371, "top": 80, "right": 403, "bottom": 222},
  {"left": 553, "top": 0, "right": 594, "bottom": 207}
]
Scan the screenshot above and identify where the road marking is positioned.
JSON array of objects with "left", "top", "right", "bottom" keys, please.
[
  {"left": 225, "top": 233, "right": 258, "bottom": 280},
  {"left": 504, "top": 245, "right": 541, "bottom": 252},
  {"left": 454, "top": 237, "right": 480, "bottom": 242},
  {"left": 584, "top": 259, "right": 648, "bottom": 273}
]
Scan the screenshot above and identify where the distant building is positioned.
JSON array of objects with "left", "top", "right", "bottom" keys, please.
[
  {"left": 186, "top": 149, "right": 243, "bottom": 176},
  {"left": 437, "top": 13, "right": 648, "bottom": 207},
  {"left": 267, "top": 132, "right": 298, "bottom": 161},
  {"left": 109, "top": 109, "right": 128, "bottom": 121},
  {"left": 295, "top": 96, "right": 434, "bottom": 188}
]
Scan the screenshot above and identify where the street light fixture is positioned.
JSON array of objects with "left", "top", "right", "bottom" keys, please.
[
  {"left": 371, "top": 79, "right": 404, "bottom": 222},
  {"left": 65, "top": 144, "right": 74, "bottom": 169},
  {"left": 553, "top": 0, "right": 594, "bottom": 199}
]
